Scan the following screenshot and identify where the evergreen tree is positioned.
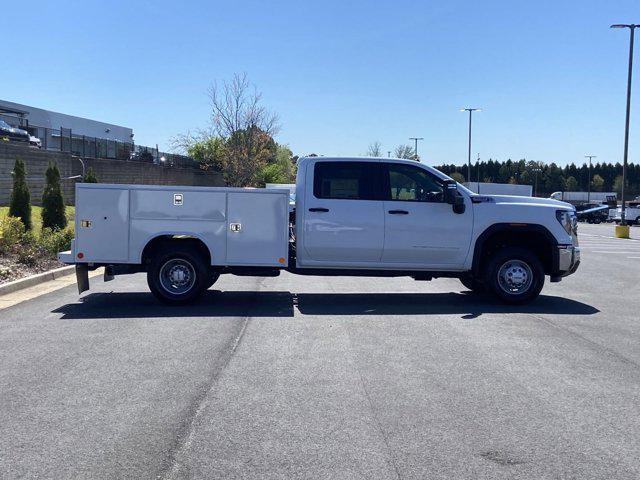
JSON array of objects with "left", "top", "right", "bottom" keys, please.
[
  {"left": 42, "top": 162, "right": 67, "bottom": 230},
  {"left": 8, "top": 158, "right": 32, "bottom": 230},
  {"left": 83, "top": 166, "right": 98, "bottom": 183}
]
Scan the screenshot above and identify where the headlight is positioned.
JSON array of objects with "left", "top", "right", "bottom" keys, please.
[{"left": 556, "top": 210, "right": 577, "bottom": 235}]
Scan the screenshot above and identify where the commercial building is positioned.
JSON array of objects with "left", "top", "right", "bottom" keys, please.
[{"left": 0, "top": 99, "right": 135, "bottom": 159}]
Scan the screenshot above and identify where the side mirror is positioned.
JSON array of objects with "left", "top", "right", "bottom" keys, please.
[
  {"left": 443, "top": 180, "right": 466, "bottom": 214},
  {"left": 452, "top": 194, "right": 466, "bottom": 214}
]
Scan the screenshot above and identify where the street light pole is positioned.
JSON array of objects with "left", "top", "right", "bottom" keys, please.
[
  {"left": 461, "top": 108, "right": 481, "bottom": 183},
  {"left": 409, "top": 137, "right": 423, "bottom": 161},
  {"left": 611, "top": 24, "right": 638, "bottom": 226},
  {"left": 585, "top": 155, "right": 596, "bottom": 203}
]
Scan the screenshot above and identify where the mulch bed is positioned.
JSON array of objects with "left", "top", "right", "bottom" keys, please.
[{"left": 0, "top": 254, "right": 64, "bottom": 285}]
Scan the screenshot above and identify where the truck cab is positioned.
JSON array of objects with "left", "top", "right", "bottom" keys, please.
[{"left": 60, "top": 156, "right": 580, "bottom": 305}]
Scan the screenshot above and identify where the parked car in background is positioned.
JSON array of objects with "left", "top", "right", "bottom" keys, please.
[
  {"left": 29, "top": 134, "right": 41, "bottom": 148},
  {"left": 613, "top": 202, "right": 640, "bottom": 225},
  {"left": 575, "top": 203, "right": 609, "bottom": 224},
  {"left": 0, "top": 119, "right": 29, "bottom": 144}
]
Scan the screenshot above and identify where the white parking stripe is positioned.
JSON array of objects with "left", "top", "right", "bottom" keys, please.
[{"left": 591, "top": 251, "right": 640, "bottom": 254}]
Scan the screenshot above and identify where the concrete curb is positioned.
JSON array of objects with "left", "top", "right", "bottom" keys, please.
[{"left": 0, "top": 266, "right": 75, "bottom": 296}]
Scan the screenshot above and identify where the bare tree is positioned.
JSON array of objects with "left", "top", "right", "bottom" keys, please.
[
  {"left": 394, "top": 144, "right": 415, "bottom": 159},
  {"left": 172, "top": 73, "right": 280, "bottom": 186},
  {"left": 207, "top": 73, "right": 279, "bottom": 139},
  {"left": 366, "top": 141, "right": 383, "bottom": 157}
]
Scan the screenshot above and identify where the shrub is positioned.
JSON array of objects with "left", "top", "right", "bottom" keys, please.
[
  {"left": 83, "top": 167, "right": 98, "bottom": 183},
  {"left": 39, "top": 227, "right": 74, "bottom": 257},
  {"left": 16, "top": 231, "right": 42, "bottom": 266},
  {"left": 42, "top": 162, "right": 67, "bottom": 231},
  {"left": 8, "top": 158, "right": 32, "bottom": 230},
  {"left": 0, "top": 216, "right": 26, "bottom": 254}
]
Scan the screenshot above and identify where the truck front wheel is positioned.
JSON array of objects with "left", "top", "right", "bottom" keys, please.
[
  {"left": 147, "top": 248, "right": 208, "bottom": 305},
  {"left": 485, "top": 247, "right": 544, "bottom": 304}
]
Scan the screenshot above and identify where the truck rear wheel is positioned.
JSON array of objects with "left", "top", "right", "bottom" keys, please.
[
  {"left": 147, "top": 248, "right": 208, "bottom": 305},
  {"left": 485, "top": 247, "right": 544, "bottom": 304}
]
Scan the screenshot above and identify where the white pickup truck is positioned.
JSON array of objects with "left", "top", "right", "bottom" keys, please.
[
  {"left": 613, "top": 202, "right": 640, "bottom": 225},
  {"left": 59, "top": 156, "right": 580, "bottom": 304}
]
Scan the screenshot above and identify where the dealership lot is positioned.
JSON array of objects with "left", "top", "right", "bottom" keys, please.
[{"left": 0, "top": 223, "right": 639, "bottom": 479}]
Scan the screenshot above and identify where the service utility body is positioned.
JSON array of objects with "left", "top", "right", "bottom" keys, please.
[{"left": 59, "top": 156, "right": 581, "bottom": 304}]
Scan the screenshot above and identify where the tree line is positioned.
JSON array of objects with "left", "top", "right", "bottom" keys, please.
[{"left": 436, "top": 159, "right": 640, "bottom": 198}]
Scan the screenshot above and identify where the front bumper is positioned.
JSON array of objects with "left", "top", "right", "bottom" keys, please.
[{"left": 554, "top": 245, "right": 580, "bottom": 280}]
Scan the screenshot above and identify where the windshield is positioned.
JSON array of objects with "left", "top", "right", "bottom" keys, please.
[{"left": 0, "top": 120, "right": 12, "bottom": 129}]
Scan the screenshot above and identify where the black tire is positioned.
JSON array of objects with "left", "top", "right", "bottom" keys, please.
[
  {"left": 485, "top": 247, "right": 544, "bottom": 304},
  {"left": 459, "top": 275, "right": 486, "bottom": 293},
  {"left": 147, "top": 247, "right": 208, "bottom": 305}
]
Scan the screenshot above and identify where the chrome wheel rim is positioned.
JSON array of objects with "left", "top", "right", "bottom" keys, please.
[
  {"left": 159, "top": 259, "right": 196, "bottom": 295},
  {"left": 497, "top": 259, "right": 533, "bottom": 295}
]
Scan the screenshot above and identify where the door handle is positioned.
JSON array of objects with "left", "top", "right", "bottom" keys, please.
[
  {"left": 309, "top": 207, "right": 329, "bottom": 212},
  {"left": 388, "top": 209, "right": 409, "bottom": 215}
]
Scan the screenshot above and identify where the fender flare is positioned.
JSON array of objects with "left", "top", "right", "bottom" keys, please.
[
  {"left": 471, "top": 223, "right": 559, "bottom": 276},
  {"left": 138, "top": 232, "right": 213, "bottom": 264}
]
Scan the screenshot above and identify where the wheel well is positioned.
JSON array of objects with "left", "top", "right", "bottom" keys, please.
[
  {"left": 141, "top": 235, "right": 212, "bottom": 266},
  {"left": 473, "top": 226, "right": 556, "bottom": 276}
]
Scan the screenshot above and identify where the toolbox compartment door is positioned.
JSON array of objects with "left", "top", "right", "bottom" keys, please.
[
  {"left": 75, "top": 187, "right": 130, "bottom": 263},
  {"left": 226, "top": 192, "right": 288, "bottom": 266}
]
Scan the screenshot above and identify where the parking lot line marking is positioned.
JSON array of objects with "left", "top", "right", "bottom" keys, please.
[
  {"left": 590, "top": 251, "right": 640, "bottom": 254},
  {"left": 579, "top": 233, "right": 640, "bottom": 241}
]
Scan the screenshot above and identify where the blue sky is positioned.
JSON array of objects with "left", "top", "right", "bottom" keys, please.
[{"left": 3, "top": 0, "right": 639, "bottom": 166}]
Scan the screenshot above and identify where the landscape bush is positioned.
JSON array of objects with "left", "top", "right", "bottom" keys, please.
[
  {"left": 39, "top": 227, "right": 74, "bottom": 257},
  {"left": 0, "top": 216, "right": 25, "bottom": 254},
  {"left": 8, "top": 158, "right": 32, "bottom": 230},
  {"left": 0, "top": 214, "right": 73, "bottom": 267},
  {"left": 42, "top": 162, "right": 67, "bottom": 231},
  {"left": 83, "top": 167, "right": 98, "bottom": 183}
]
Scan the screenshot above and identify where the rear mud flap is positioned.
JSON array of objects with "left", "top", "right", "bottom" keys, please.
[{"left": 76, "top": 264, "right": 90, "bottom": 294}]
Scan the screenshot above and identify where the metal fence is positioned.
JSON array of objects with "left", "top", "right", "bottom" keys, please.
[{"left": 25, "top": 125, "right": 197, "bottom": 169}]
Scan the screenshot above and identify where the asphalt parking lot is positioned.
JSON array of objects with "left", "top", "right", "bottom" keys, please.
[{"left": 1, "top": 223, "right": 639, "bottom": 479}]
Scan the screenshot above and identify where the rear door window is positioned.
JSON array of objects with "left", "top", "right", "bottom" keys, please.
[{"left": 313, "top": 162, "right": 381, "bottom": 200}]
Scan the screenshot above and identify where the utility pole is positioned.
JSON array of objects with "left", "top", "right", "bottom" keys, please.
[
  {"left": 387, "top": 151, "right": 391, "bottom": 158},
  {"left": 585, "top": 155, "right": 596, "bottom": 203},
  {"left": 409, "top": 137, "right": 423, "bottom": 161},
  {"left": 611, "top": 24, "right": 638, "bottom": 226},
  {"left": 461, "top": 108, "right": 481, "bottom": 183}
]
